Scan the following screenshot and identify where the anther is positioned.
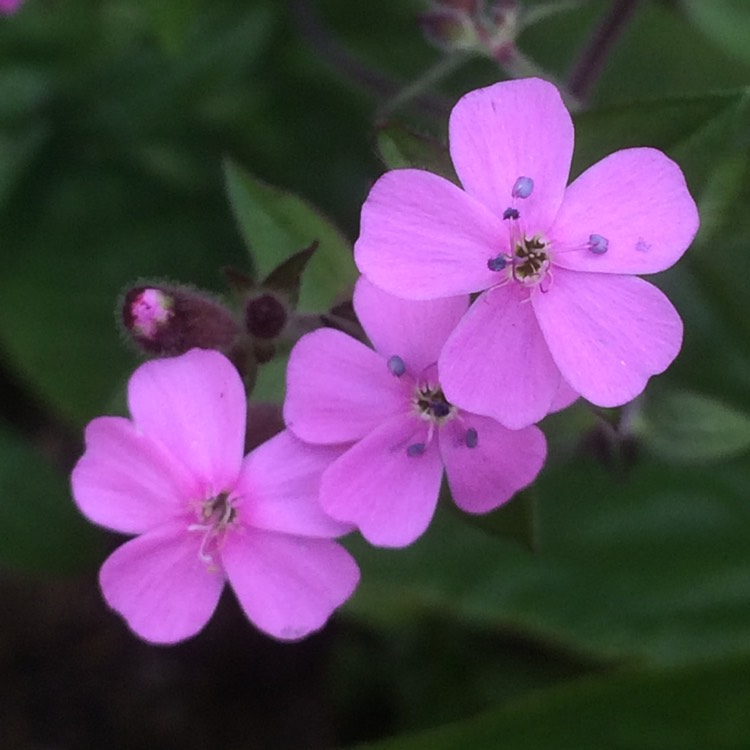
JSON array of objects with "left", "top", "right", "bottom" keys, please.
[
  {"left": 502, "top": 208, "right": 520, "bottom": 221},
  {"left": 387, "top": 355, "right": 406, "bottom": 377},
  {"left": 465, "top": 428, "right": 478, "bottom": 449},
  {"left": 512, "top": 176, "right": 534, "bottom": 199},
  {"left": 588, "top": 234, "right": 609, "bottom": 255},
  {"left": 430, "top": 401, "right": 451, "bottom": 419},
  {"left": 406, "top": 442, "right": 426, "bottom": 457},
  {"left": 487, "top": 255, "right": 507, "bottom": 272}
]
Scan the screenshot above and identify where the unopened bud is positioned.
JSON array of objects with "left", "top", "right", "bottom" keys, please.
[
  {"left": 121, "top": 284, "right": 240, "bottom": 356},
  {"left": 418, "top": 4, "right": 478, "bottom": 53},
  {"left": 245, "top": 292, "right": 288, "bottom": 340},
  {"left": 418, "top": 0, "right": 519, "bottom": 62}
]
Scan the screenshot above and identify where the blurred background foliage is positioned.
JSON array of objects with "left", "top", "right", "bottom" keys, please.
[{"left": 2, "top": 0, "right": 750, "bottom": 747}]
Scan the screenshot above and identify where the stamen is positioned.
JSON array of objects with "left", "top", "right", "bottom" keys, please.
[
  {"left": 503, "top": 207, "right": 520, "bottom": 221},
  {"left": 406, "top": 442, "right": 426, "bottom": 457},
  {"left": 487, "top": 255, "right": 507, "bottom": 272},
  {"left": 387, "top": 355, "right": 406, "bottom": 377},
  {"left": 511, "top": 176, "right": 534, "bottom": 199},
  {"left": 465, "top": 427, "right": 478, "bottom": 448},
  {"left": 588, "top": 234, "right": 609, "bottom": 255},
  {"left": 430, "top": 400, "right": 451, "bottom": 419}
]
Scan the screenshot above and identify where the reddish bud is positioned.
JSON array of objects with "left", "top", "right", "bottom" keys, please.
[{"left": 121, "top": 285, "right": 240, "bottom": 356}]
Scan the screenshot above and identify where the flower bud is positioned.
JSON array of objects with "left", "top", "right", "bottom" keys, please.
[
  {"left": 245, "top": 292, "right": 288, "bottom": 340},
  {"left": 121, "top": 284, "right": 240, "bottom": 356}
]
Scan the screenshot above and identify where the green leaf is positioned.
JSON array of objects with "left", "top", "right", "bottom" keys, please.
[
  {"left": 344, "top": 451, "right": 750, "bottom": 666},
  {"left": 0, "top": 422, "right": 102, "bottom": 573},
  {"left": 455, "top": 486, "right": 537, "bottom": 552},
  {"left": 223, "top": 158, "right": 357, "bottom": 312},
  {"left": 376, "top": 124, "right": 459, "bottom": 183},
  {"left": 633, "top": 389, "right": 750, "bottom": 463},
  {"left": 352, "top": 658, "right": 750, "bottom": 749},
  {"left": 571, "top": 90, "right": 750, "bottom": 178},
  {"left": 141, "top": 0, "right": 200, "bottom": 56},
  {"left": 251, "top": 354, "right": 288, "bottom": 404},
  {"left": 683, "top": 0, "right": 750, "bottom": 67}
]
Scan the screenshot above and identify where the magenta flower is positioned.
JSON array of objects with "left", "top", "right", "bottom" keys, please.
[
  {"left": 71, "top": 349, "right": 359, "bottom": 644},
  {"left": 355, "top": 78, "right": 699, "bottom": 429},
  {"left": 284, "top": 277, "right": 547, "bottom": 548}
]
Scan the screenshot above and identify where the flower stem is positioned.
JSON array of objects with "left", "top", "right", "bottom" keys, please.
[
  {"left": 567, "top": 0, "right": 641, "bottom": 104},
  {"left": 377, "top": 51, "right": 470, "bottom": 120},
  {"left": 291, "top": 0, "right": 452, "bottom": 119}
]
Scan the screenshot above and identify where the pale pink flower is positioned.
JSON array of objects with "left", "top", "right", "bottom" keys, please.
[
  {"left": 71, "top": 349, "right": 359, "bottom": 644},
  {"left": 284, "top": 277, "right": 547, "bottom": 548},
  {"left": 355, "top": 78, "right": 699, "bottom": 429}
]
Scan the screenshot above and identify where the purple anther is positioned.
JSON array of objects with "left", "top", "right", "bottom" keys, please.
[
  {"left": 502, "top": 207, "right": 520, "bottom": 221},
  {"left": 588, "top": 234, "right": 609, "bottom": 255},
  {"left": 465, "top": 427, "right": 478, "bottom": 449},
  {"left": 511, "top": 176, "right": 534, "bottom": 199},
  {"left": 387, "top": 355, "right": 406, "bottom": 377},
  {"left": 487, "top": 255, "right": 507, "bottom": 272},
  {"left": 430, "top": 401, "right": 451, "bottom": 419},
  {"left": 406, "top": 442, "right": 426, "bottom": 457}
]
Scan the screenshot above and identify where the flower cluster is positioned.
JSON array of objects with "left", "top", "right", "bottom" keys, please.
[{"left": 71, "top": 78, "right": 698, "bottom": 644}]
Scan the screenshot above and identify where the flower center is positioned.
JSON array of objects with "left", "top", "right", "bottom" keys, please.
[
  {"left": 414, "top": 383, "right": 456, "bottom": 424},
  {"left": 512, "top": 235, "right": 550, "bottom": 285},
  {"left": 188, "top": 491, "right": 238, "bottom": 568},
  {"left": 385, "top": 357, "right": 479, "bottom": 456}
]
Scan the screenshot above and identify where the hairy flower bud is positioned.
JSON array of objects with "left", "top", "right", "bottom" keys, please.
[{"left": 121, "top": 285, "right": 240, "bottom": 356}]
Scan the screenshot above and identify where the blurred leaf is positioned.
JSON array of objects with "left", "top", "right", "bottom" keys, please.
[
  {"left": 345, "top": 451, "right": 750, "bottom": 666},
  {"left": 141, "top": 0, "right": 200, "bottom": 56},
  {"left": 376, "top": 123, "right": 459, "bottom": 183},
  {"left": 0, "top": 67, "right": 50, "bottom": 123},
  {"left": 455, "top": 486, "right": 537, "bottom": 552},
  {"left": 0, "top": 421, "right": 101, "bottom": 573},
  {"left": 223, "top": 158, "right": 357, "bottom": 312},
  {"left": 352, "top": 658, "right": 750, "bottom": 749},
  {"left": 571, "top": 90, "right": 750, "bottom": 178},
  {"left": 683, "top": 0, "right": 750, "bottom": 67},
  {"left": 0, "top": 124, "right": 49, "bottom": 207},
  {"left": 251, "top": 354, "right": 288, "bottom": 404},
  {"left": 634, "top": 389, "right": 750, "bottom": 463}
]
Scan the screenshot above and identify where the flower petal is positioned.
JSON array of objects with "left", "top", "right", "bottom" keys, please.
[
  {"left": 549, "top": 377, "right": 579, "bottom": 413},
  {"left": 353, "top": 276, "right": 469, "bottom": 373},
  {"left": 237, "top": 430, "right": 351, "bottom": 538},
  {"left": 549, "top": 148, "right": 699, "bottom": 275},
  {"left": 71, "top": 417, "right": 194, "bottom": 534},
  {"left": 533, "top": 269, "right": 683, "bottom": 406},
  {"left": 127, "top": 349, "right": 246, "bottom": 495},
  {"left": 284, "top": 328, "right": 407, "bottom": 444},
  {"left": 222, "top": 529, "right": 359, "bottom": 641},
  {"left": 320, "top": 414, "right": 443, "bottom": 547},
  {"left": 449, "top": 78, "right": 574, "bottom": 232},
  {"left": 354, "top": 168, "right": 504, "bottom": 299},
  {"left": 439, "top": 285, "right": 561, "bottom": 429},
  {"left": 99, "top": 522, "right": 224, "bottom": 644},
  {"left": 439, "top": 415, "right": 546, "bottom": 514}
]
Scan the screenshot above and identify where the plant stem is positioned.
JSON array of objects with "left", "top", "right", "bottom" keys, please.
[
  {"left": 377, "top": 51, "right": 470, "bottom": 121},
  {"left": 290, "top": 0, "right": 452, "bottom": 120},
  {"left": 567, "top": 0, "right": 641, "bottom": 104}
]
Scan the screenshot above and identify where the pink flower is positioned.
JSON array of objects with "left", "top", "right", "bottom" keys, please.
[
  {"left": 284, "top": 277, "right": 547, "bottom": 547},
  {"left": 355, "top": 78, "right": 699, "bottom": 429},
  {"left": 71, "top": 349, "right": 359, "bottom": 644}
]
